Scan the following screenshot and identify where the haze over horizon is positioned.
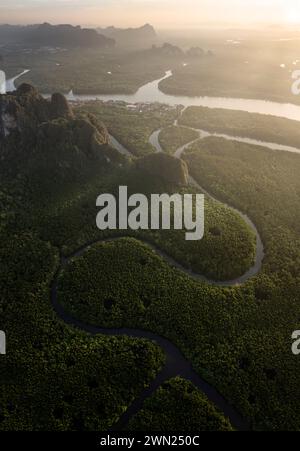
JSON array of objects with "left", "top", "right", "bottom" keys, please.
[{"left": 1, "top": 0, "right": 300, "bottom": 29}]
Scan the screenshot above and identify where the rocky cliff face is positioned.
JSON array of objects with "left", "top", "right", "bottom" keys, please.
[
  {"left": 0, "top": 83, "right": 122, "bottom": 228},
  {"left": 0, "top": 84, "right": 108, "bottom": 147},
  {"left": 0, "top": 84, "right": 114, "bottom": 185},
  {"left": 0, "top": 84, "right": 74, "bottom": 139}
]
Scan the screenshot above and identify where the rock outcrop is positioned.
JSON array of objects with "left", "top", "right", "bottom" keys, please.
[
  {"left": 50, "top": 93, "right": 74, "bottom": 120},
  {"left": 0, "top": 83, "right": 115, "bottom": 185},
  {"left": 0, "top": 84, "right": 107, "bottom": 149},
  {"left": 0, "top": 84, "right": 78, "bottom": 138}
]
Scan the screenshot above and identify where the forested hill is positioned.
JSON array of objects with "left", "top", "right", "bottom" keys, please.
[
  {"left": 0, "top": 84, "right": 123, "bottom": 214},
  {"left": 0, "top": 23, "right": 115, "bottom": 48}
]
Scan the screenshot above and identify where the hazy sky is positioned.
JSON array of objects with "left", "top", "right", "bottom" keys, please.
[{"left": 1, "top": 0, "right": 300, "bottom": 28}]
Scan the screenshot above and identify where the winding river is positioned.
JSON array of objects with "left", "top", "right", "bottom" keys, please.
[
  {"left": 7, "top": 69, "right": 300, "bottom": 124},
  {"left": 8, "top": 69, "right": 300, "bottom": 155},
  {"left": 51, "top": 115, "right": 264, "bottom": 431},
  {"left": 147, "top": 123, "right": 264, "bottom": 287},
  {"left": 65, "top": 70, "right": 300, "bottom": 122},
  {"left": 8, "top": 68, "right": 300, "bottom": 430},
  {"left": 51, "top": 238, "right": 250, "bottom": 432}
]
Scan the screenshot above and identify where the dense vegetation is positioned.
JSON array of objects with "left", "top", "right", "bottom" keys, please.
[
  {"left": 159, "top": 39, "right": 300, "bottom": 105},
  {"left": 1, "top": 89, "right": 252, "bottom": 283},
  {"left": 0, "top": 84, "right": 124, "bottom": 225},
  {"left": 183, "top": 136, "right": 300, "bottom": 241},
  {"left": 2, "top": 79, "right": 300, "bottom": 431},
  {"left": 77, "top": 102, "right": 179, "bottom": 156},
  {"left": 179, "top": 106, "right": 300, "bottom": 149},
  {"left": 38, "top": 160, "right": 256, "bottom": 282},
  {"left": 0, "top": 234, "right": 164, "bottom": 431},
  {"left": 56, "top": 133, "right": 300, "bottom": 430},
  {"left": 57, "top": 237, "right": 250, "bottom": 327},
  {"left": 136, "top": 152, "right": 189, "bottom": 184},
  {"left": 1, "top": 46, "right": 183, "bottom": 95},
  {"left": 127, "top": 377, "right": 233, "bottom": 432},
  {"left": 180, "top": 137, "right": 300, "bottom": 430},
  {"left": 159, "top": 125, "right": 199, "bottom": 154},
  {"left": 0, "top": 88, "right": 165, "bottom": 431}
]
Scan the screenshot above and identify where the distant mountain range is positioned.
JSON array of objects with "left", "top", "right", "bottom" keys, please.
[
  {"left": 137, "top": 43, "right": 212, "bottom": 60},
  {"left": 0, "top": 23, "right": 115, "bottom": 48},
  {"left": 97, "top": 24, "right": 157, "bottom": 47}
]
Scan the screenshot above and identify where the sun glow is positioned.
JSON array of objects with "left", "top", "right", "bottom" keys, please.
[
  {"left": 3, "top": 0, "right": 300, "bottom": 27},
  {"left": 285, "top": 4, "right": 300, "bottom": 24}
]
